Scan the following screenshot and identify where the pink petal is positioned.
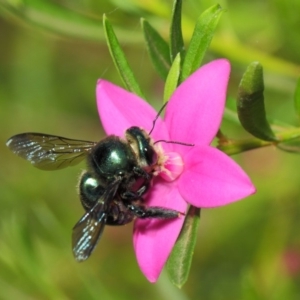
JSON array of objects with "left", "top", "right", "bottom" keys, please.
[
  {"left": 133, "top": 180, "right": 187, "bottom": 282},
  {"left": 178, "top": 146, "right": 255, "bottom": 207},
  {"left": 164, "top": 59, "right": 231, "bottom": 154},
  {"left": 96, "top": 80, "right": 169, "bottom": 140}
]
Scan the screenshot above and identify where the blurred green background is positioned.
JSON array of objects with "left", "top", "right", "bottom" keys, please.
[{"left": 1, "top": 0, "right": 300, "bottom": 299}]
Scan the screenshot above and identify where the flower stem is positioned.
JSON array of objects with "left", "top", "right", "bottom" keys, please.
[
  {"left": 218, "top": 127, "right": 300, "bottom": 155},
  {"left": 218, "top": 137, "right": 272, "bottom": 155}
]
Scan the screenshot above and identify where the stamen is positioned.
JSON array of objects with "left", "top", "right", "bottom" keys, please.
[
  {"left": 153, "top": 143, "right": 184, "bottom": 182},
  {"left": 158, "top": 152, "right": 184, "bottom": 182}
]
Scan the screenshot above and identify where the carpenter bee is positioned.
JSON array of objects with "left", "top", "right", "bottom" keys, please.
[{"left": 6, "top": 121, "right": 181, "bottom": 261}]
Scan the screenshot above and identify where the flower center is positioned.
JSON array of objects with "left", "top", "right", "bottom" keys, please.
[{"left": 152, "top": 143, "right": 184, "bottom": 182}]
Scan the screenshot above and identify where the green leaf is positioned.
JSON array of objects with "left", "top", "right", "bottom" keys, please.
[
  {"left": 170, "top": 0, "right": 185, "bottom": 62},
  {"left": 163, "top": 53, "right": 181, "bottom": 103},
  {"left": 141, "top": 18, "right": 171, "bottom": 80},
  {"left": 166, "top": 206, "right": 200, "bottom": 288},
  {"left": 180, "top": 4, "right": 223, "bottom": 82},
  {"left": 103, "top": 14, "right": 144, "bottom": 98},
  {"left": 1, "top": 0, "right": 102, "bottom": 41},
  {"left": 1, "top": 0, "right": 144, "bottom": 43},
  {"left": 294, "top": 77, "right": 300, "bottom": 117},
  {"left": 237, "top": 62, "right": 277, "bottom": 141}
]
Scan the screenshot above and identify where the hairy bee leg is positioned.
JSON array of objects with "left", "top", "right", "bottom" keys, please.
[
  {"left": 119, "top": 166, "right": 152, "bottom": 201},
  {"left": 125, "top": 203, "right": 181, "bottom": 219},
  {"left": 132, "top": 166, "right": 152, "bottom": 181},
  {"left": 105, "top": 202, "right": 135, "bottom": 226},
  {"left": 121, "top": 185, "right": 148, "bottom": 200}
]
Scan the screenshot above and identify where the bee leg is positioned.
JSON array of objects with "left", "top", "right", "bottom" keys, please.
[
  {"left": 121, "top": 185, "right": 148, "bottom": 200},
  {"left": 105, "top": 201, "right": 135, "bottom": 226},
  {"left": 133, "top": 166, "right": 152, "bottom": 181},
  {"left": 121, "top": 166, "right": 153, "bottom": 200},
  {"left": 125, "top": 203, "right": 181, "bottom": 219}
]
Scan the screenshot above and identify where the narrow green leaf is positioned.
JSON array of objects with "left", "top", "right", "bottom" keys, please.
[
  {"left": 166, "top": 206, "right": 200, "bottom": 288},
  {"left": 170, "top": 0, "right": 185, "bottom": 61},
  {"left": 2, "top": 0, "right": 102, "bottom": 41},
  {"left": 180, "top": 4, "right": 223, "bottom": 82},
  {"left": 103, "top": 14, "right": 144, "bottom": 98},
  {"left": 1, "top": 0, "right": 143, "bottom": 43},
  {"left": 237, "top": 62, "right": 277, "bottom": 141},
  {"left": 294, "top": 77, "right": 300, "bottom": 117},
  {"left": 163, "top": 53, "right": 181, "bottom": 103},
  {"left": 141, "top": 18, "right": 171, "bottom": 80}
]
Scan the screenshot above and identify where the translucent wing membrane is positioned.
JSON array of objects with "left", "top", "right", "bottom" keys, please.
[
  {"left": 6, "top": 133, "right": 97, "bottom": 170},
  {"left": 72, "top": 202, "right": 108, "bottom": 262},
  {"left": 72, "top": 179, "right": 122, "bottom": 261}
]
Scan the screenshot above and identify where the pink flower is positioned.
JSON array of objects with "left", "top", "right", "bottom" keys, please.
[{"left": 96, "top": 59, "right": 255, "bottom": 282}]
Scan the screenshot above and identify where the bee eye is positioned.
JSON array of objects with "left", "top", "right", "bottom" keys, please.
[
  {"left": 126, "top": 126, "right": 158, "bottom": 167},
  {"left": 144, "top": 145, "right": 157, "bottom": 165}
]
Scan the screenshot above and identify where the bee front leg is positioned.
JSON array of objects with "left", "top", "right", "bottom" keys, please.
[
  {"left": 121, "top": 185, "right": 147, "bottom": 200},
  {"left": 132, "top": 166, "right": 152, "bottom": 181},
  {"left": 121, "top": 166, "right": 153, "bottom": 201}
]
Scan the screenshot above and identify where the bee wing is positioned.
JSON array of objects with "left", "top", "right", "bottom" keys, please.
[
  {"left": 72, "top": 178, "right": 122, "bottom": 261},
  {"left": 72, "top": 202, "right": 108, "bottom": 262},
  {"left": 6, "top": 133, "right": 97, "bottom": 170}
]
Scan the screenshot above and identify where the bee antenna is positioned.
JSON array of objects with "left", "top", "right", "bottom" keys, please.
[
  {"left": 149, "top": 102, "right": 168, "bottom": 136},
  {"left": 154, "top": 140, "right": 194, "bottom": 147}
]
